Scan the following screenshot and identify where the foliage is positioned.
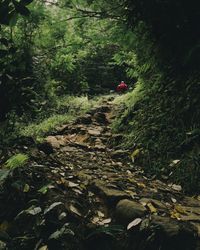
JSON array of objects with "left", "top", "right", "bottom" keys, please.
[
  {"left": 0, "top": 0, "right": 133, "bottom": 123},
  {"left": 0, "top": 153, "right": 29, "bottom": 187},
  {"left": 19, "top": 95, "right": 97, "bottom": 140},
  {"left": 112, "top": 0, "right": 200, "bottom": 192},
  {"left": 0, "top": 0, "right": 200, "bottom": 193},
  {"left": 5, "top": 153, "right": 28, "bottom": 170}
]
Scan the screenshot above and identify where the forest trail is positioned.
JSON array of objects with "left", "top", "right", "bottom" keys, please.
[{"left": 1, "top": 96, "right": 200, "bottom": 249}]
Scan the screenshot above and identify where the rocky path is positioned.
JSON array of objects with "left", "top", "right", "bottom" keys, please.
[{"left": 1, "top": 96, "right": 200, "bottom": 250}]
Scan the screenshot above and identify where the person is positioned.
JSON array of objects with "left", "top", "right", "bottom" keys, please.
[{"left": 116, "top": 81, "right": 128, "bottom": 93}]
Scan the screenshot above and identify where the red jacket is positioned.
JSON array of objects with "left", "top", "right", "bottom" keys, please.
[{"left": 116, "top": 82, "right": 128, "bottom": 92}]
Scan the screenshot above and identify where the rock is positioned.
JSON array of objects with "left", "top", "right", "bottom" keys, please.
[
  {"left": 75, "top": 114, "right": 92, "bottom": 125},
  {"left": 46, "top": 136, "right": 61, "bottom": 149},
  {"left": 139, "top": 198, "right": 167, "bottom": 210},
  {"left": 95, "top": 105, "right": 111, "bottom": 113},
  {"left": 151, "top": 215, "right": 180, "bottom": 237},
  {"left": 94, "top": 145, "right": 106, "bottom": 151},
  {"left": 88, "top": 128, "right": 101, "bottom": 136},
  {"left": 55, "top": 124, "right": 69, "bottom": 134},
  {"left": 93, "top": 112, "right": 108, "bottom": 124},
  {"left": 115, "top": 199, "right": 147, "bottom": 224},
  {"left": 92, "top": 181, "right": 129, "bottom": 204},
  {"left": 148, "top": 215, "right": 198, "bottom": 250}
]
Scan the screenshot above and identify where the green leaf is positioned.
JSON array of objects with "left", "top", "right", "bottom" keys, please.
[
  {"left": 0, "top": 169, "right": 10, "bottom": 184},
  {"left": 5, "top": 153, "right": 29, "bottom": 170}
]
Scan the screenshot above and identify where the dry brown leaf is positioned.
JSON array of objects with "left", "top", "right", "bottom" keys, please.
[
  {"left": 23, "top": 184, "right": 30, "bottom": 193},
  {"left": 170, "top": 184, "right": 182, "bottom": 192},
  {"left": 174, "top": 205, "right": 187, "bottom": 215},
  {"left": 125, "top": 190, "right": 137, "bottom": 198},
  {"left": 169, "top": 160, "right": 180, "bottom": 167},
  {"left": 171, "top": 198, "right": 177, "bottom": 203},
  {"left": 127, "top": 218, "right": 142, "bottom": 230},
  {"left": 92, "top": 216, "right": 100, "bottom": 224},
  {"left": 137, "top": 182, "right": 146, "bottom": 188},
  {"left": 170, "top": 210, "right": 181, "bottom": 220},
  {"left": 147, "top": 203, "right": 157, "bottom": 213},
  {"left": 99, "top": 218, "right": 112, "bottom": 225},
  {"left": 39, "top": 246, "right": 48, "bottom": 250},
  {"left": 69, "top": 204, "right": 82, "bottom": 217},
  {"left": 97, "top": 211, "right": 105, "bottom": 218}
]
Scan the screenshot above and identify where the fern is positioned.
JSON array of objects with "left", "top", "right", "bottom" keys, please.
[{"left": 5, "top": 153, "right": 29, "bottom": 170}]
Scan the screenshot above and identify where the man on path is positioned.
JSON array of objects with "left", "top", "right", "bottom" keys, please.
[{"left": 116, "top": 81, "right": 128, "bottom": 93}]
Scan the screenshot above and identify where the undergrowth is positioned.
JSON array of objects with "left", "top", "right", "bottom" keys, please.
[
  {"left": 0, "top": 95, "right": 100, "bottom": 144},
  {"left": 19, "top": 95, "right": 97, "bottom": 141},
  {"left": 113, "top": 78, "right": 200, "bottom": 193}
]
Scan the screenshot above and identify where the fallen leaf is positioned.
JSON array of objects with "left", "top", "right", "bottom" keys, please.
[
  {"left": 125, "top": 190, "right": 137, "bottom": 198},
  {"left": 28, "top": 206, "right": 42, "bottom": 215},
  {"left": 169, "top": 160, "right": 180, "bottom": 167},
  {"left": 99, "top": 218, "right": 112, "bottom": 225},
  {"left": 92, "top": 216, "right": 100, "bottom": 224},
  {"left": 69, "top": 204, "right": 82, "bottom": 217},
  {"left": 130, "top": 149, "right": 140, "bottom": 163},
  {"left": 23, "top": 183, "right": 30, "bottom": 193},
  {"left": 73, "top": 188, "right": 83, "bottom": 195},
  {"left": 58, "top": 212, "right": 67, "bottom": 220},
  {"left": 147, "top": 203, "right": 157, "bottom": 213},
  {"left": 39, "top": 246, "right": 48, "bottom": 250},
  {"left": 97, "top": 211, "right": 105, "bottom": 218},
  {"left": 68, "top": 181, "right": 79, "bottom": 188},
  {"left": 170, "top": 210, "right": 181, "bottom": 220},
  {"left": 38, "top": 184, "right": 54, "bottom": 194},
  {"left": 137, "top": 182, "right": 146, "bottom": 188},
  {"left": 44, "top": 202, "right": 64, "bottom": 215},
  {"left": 170, "top": 184, "right": 182, "bottom": 192},
  {"left": 174, "top": 205, "right": 187, "bottom": 215},
  {"left": 171, "top": 198, "right": 177, "bottom": 203},
  {"left": 127, "top": 218, "right": 142, "bottom": 230}
]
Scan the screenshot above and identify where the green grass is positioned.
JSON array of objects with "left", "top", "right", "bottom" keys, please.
[
  {"left": 19, "top": 95, "right": 99, "bottom": 141},
  {"left": 20, "top": 114, "right": 74, "bottom": 141}
]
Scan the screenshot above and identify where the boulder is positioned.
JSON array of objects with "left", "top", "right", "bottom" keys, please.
[
  {"left": 37, "top": 141, "right": 54, "bottom": 154},
  {"left": 115, "top": 199, "right": 147, "bottom": 224},
  {"left": 92, "top": 181, "right": 129, "bottom": 204},
  {"left": 93, "top": 112, "right": 108, "bottom": 124},
  {"left": 148, "top": 215, "right": 198, "bottom": 250},
  {"left": 75, "top": 114, "right": 92, "bottom": 125}
]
